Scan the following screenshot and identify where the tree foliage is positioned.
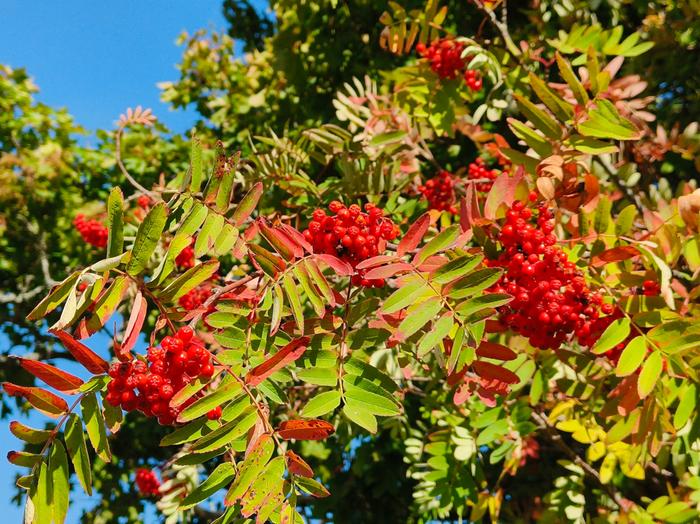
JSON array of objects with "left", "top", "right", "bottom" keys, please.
[{"left": 3, "top": 1, "right": 700, "bottom": 523}]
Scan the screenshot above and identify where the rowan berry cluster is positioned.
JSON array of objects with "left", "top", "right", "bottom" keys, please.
[
  {"left": 105, "top": 327, "right": 217, "bottom": 425},
  {"left": 416, "top": 38, "right": 483, "bottom": 91},
  {"left": 642, "top": 279, "right": 660, "bottom": 296},
  {"left": 418, "top": 170, "right": 457, "bottom": 214},
  {"left": 487, "top": 193, "right": 608, "bottom": 350},
  {"left": 467, "top": 158, "right": 498, "bottom": 193},
  {"left": 178, "top": 286, "right": 212, "bottom": 311},
  {"left": 73, "top": 214, "right": 108, "bottom": 249},
  {"left": 135, "top": 468, "right": 161, "bottom": 497},
  {"left": 175, "top": 242, "right": 195, "bottom": 269},
  {"left": 302, "top": 201, "right": 399, "bottom": 287},
  {"left": 137, "top": 195, "right": 152, "bottom": 209}
]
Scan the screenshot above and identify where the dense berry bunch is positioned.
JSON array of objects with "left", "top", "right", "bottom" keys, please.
[
  {"left": 135, "top": 468, "right": 161, "bottom": 497},
  {"left": 105, "top": 327, "right": 215, "bottom": 425},
  {"left": 302, "top": 201, "right": 399, "bottom": 287},
  {"left": 415, "top": 38, "right": 482, "bottom": 91},
  {"left": 467, "top": 158, "right": 498, "bottom": 193},
  {"left": 73, "top": 214, "right": 108, "bottom": 248},
  {"left": 487, "top": 194, "right": 608, "bottom": 349},
  {"left": 418, "top": 170, "right": 457, "bottom": 213}
]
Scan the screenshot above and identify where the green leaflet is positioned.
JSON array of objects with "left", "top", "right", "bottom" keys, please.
[
  {"left": 81, "top": 393, "right": 111, "bottom": 463},
  {"left": 432, "top": 254, "right": 483, "bottom": 285},
  {"left": 414, "top": 225, "right": 460, "bottom": 265},
  {"left": 578, "top": 99, "right": 640, "bottom": 140},
  {"left": 160, "top": 419, "right": 214, "bottom": 447},
  {"left": 126, "top": 202, "right": 168, "bottom": 276},
  {"left": 343, "top": 375, "right": 401, "bottom": 416},
  {"left": 191, "top": 406, "right": 258, "bottom": 453},
  {"left": 283, "top": 273, "right": 304, "bottom": 333},
  {"left": 301, "top": 390, "right": 341, "bottom": 418},
  {"left": 591, "top": 317, "right": 631, "bottom": 354},
  {"left": 447, "top": 268, "right": 502, "bottom": 300},
  {"left": 26, "top": 271, "right": 80, "bottom": 321},
  {"left": 179, "top": 463, "right": 236, "bottom": 510},
  {"left": 195, "top": 212, "right": 225, "bottom": 258},
  {"left": 177, "top": 375, "right": 243, "bottom": 422},
  {"left": 397, "top": 297, "right": 442, "bottom": 339},
  {"left": 48, "top": 441, "right": 69, "bottom": 524},
  {"left": 157, "top": 260, "right": 220, "bottom": 301},
  {"left": 84, "top": 275, "right": 128, "bottom": 335},
  {"left": 615, "top": 336, "right": 646, "bottom": 376},
  {"left": 64, "top": 414, "right": 92, "bottom": 495},
  {"left": 513, "top": 94, "right": 562, "bottom": 139},
  {"left": 10, "top": 421, "right": 52, "bottom": 445},
  {"left": 381, "top": 280, "right": 430, "bottom": 314},
  {"left": 225, "top": 435, "right": 275, "bottom": 504},
  {"left": 343, "top": 401, "right": 378, "bottom": 433},
  {"left": 637, "top": 350, "right": 662, "bottom": 399},
  {"left": 417, "top": 313, "right": 454, "bottom": 357},
  {"left": 240, "top": 456, "right": 286, "bottom": 520},
  {"left": 528, "top": 72, "right": 574, "bottom": 122},
  {"left": 189, "top": 136, "right": 204, "bottom": 193},
  {"left": 106, "top": 187, "right": 124, "bottom": 258}
]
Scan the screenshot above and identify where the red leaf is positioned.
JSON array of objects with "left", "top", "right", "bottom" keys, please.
[
  {"left": 398, "top": 212, "right": 430, "bottom": 256},
  {"left": 355, "top": 255, "right": 398, "bottom": 270},
  {"left": 459, "top": 183, "right": 482, "bottom": 232},
  {"left": 245, "top": 337, "right": 310, "bottom": 387},
  {"left": 3, "top": 383, "right": 69, "bottom": 417},
  {"left": 475, "top": 341, "right": 517, "bottom": 361},
  {"left": 591, "top": 245, "right": 640, "bottom": 267},
  {"left": 259, "top": 221, "right": 301, "bottom": 260},
  {"left": 484, "top": 168, "right": 525, "bottom": 220},
  {"left": 363, "top": 263, "right": 413, "bottom": 280},
  {"left": 285, "top": 450, "right": 314, "bottom": 478},
  {"left": 16, "top": 358, "right": 84, "bottom": 392},
  {"left": 50, "top": 329, "right": 109, "bottom": 374},
  {"left": 278, "top": 224, "right": 313, "bottom": 254},
  {"left": 276, "top": 419, "right": 335, "bottom": 441},
  {"left": 231, "top": 182, "right": 263, "bottom": 226},
  {"left": 314, "top": 254, "right": 353, "bottom": 276},
  {"left": 473, "top": 361, "right": 520, "bottom": 384},
  {"left": 117, "top": 291, "right": 147, "bottom": 360}
]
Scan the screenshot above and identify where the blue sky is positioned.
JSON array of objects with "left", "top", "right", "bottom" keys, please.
[
  {"left": 1, "top": 1, "right": 269, "bottom": 521},
  {"left": 1, "top": 0, "right": 229, "bottom": 136}
]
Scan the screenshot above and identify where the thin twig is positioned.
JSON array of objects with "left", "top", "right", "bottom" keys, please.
[
  {"left": 531, "top": 410, "right": 625, "bottom": 507},
  {"left": 115, "top": 126, "right": 157, "bottom": 197}
]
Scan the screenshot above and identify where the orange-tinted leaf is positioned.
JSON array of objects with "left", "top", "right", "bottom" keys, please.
[
  {"left": 50, "top": 330, "right": 109, "bottom": 374},
  {"left": 117, "top": 291, "right": 147, "bottom": 361},
  {"left": 259, "top": 221, "right": 300, "bottom": 260},
  {"left": 363, "top": 263, "right": 413, "bottom": 280},
  {"left": 278, "top": 224, "right": 313, "bottom": 254},
  {"left": 285, "top": 450, "right": 314, "bottom": 478},
  {"left": 314, "top": 254, "right": 353, "bottom": 276},
  {"left": 355, "top": 255, "right": 398, "bottom": 270},
  {"left": 484, "top": 169, "right": 525, "bottom": 220},
  {"left": 245, "top": 337, "right": 310, "bottom": 387},
  {"left": 591, "top": 245, "right": 640, "bottom": 267},
  {"left": 398, "top": 212, "right": 430, "bottom": 256},
  {"left": 475, "top": 341, "right": 517, "bottom": 361},
  {"left": 3, "top": 383, "right": 69, "bottom": 417},
  {"left": 17, "top": 358, "right": 84, "bottom": 392},
  {"left": 473, "top": 361, "right": 519, "bottom": 384},
  {"left": 231, "top": 182, "right": 263, "bottom": 226},
  {"left": 248, "top": 244, "right": 287, "bottom": 276},
  {"left": 276, "top": 419, "right": 335, "bottom": 441}
]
